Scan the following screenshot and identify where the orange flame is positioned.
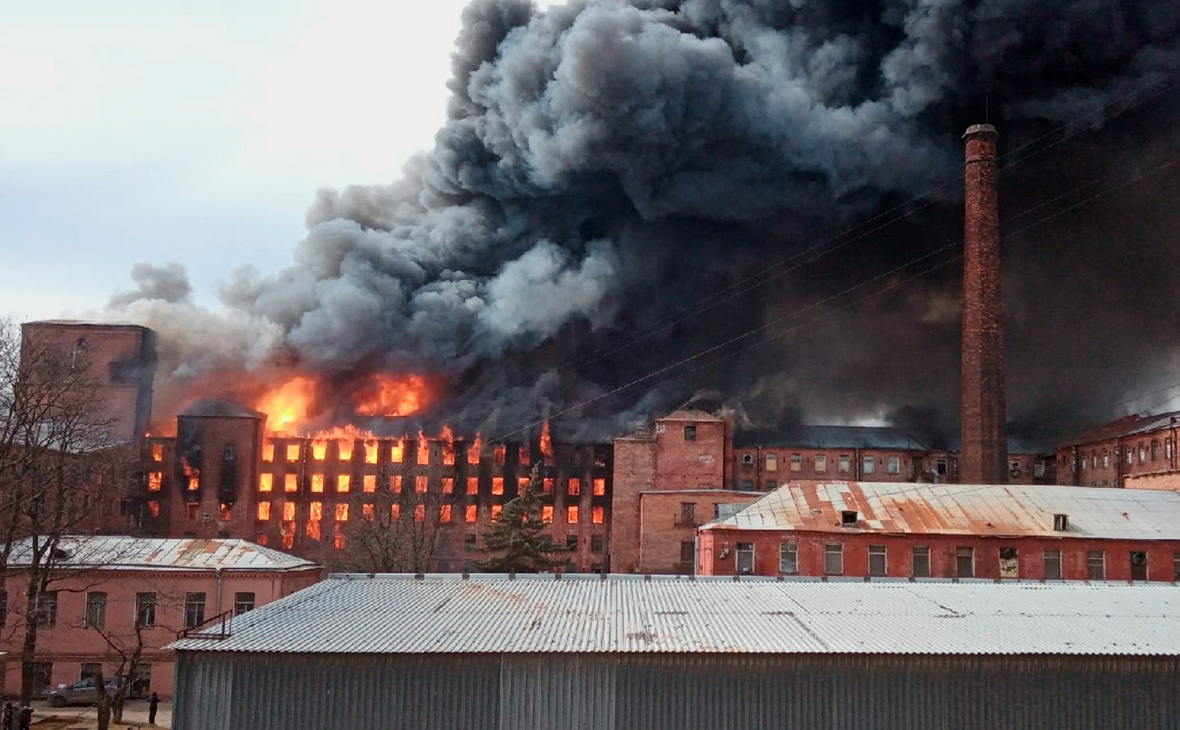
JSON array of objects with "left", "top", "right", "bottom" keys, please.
[
  {"left": 540, "top": 420, "right": 553, "bottom": 463},
  {"left": 441, "top": 426, "right": 455, "bottom": 465},
  {"left": 182, "top": 457, "right": 199, "bottom": 490},
  {"left": 468, "top": 432, "right": 482, "bottom": 465},
  {"left": 308, "top": 425, "right": 373, "bottom": 461},
  {"left": 255, "top": 376, "right": 317, "bottom": 434},
  {"left": 417, "top": 430, "right": 430, "bottom": 465},
  {"left": 364, "top": 440, "right": 378, "bottom": 464},
  {"left": 390, "top": 439, "right": 404, "bottom": 463},
  {"left": 353, "top": 374, "right": 431, "bottom": 418}
]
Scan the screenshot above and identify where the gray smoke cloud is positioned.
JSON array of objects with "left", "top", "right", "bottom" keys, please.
[{"left": 107, "top": 0, "right": 1180, "bottom": 442}]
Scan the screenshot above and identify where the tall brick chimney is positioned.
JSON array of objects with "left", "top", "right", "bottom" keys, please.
[{"left": 960, "top": 123, "right": 1007, "bottom": 484}]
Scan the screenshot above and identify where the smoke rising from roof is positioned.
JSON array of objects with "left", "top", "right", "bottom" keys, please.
[{"left": 106, "top": 0, "right": 1180, "bottom": 442}]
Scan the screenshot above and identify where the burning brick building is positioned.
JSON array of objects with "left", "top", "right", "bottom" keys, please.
[{"left": 133, "top": 400, "right": 613, "bottom": 573}]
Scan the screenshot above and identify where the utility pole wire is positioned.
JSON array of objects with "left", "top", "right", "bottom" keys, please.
[
  {"left": 492, "top": 143, "right": 1180, "bottom": 443},
  {"left": 558, "top": 73, "right": 1179, "bottom": 372}
]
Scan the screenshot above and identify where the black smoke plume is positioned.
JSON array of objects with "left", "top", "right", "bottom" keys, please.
[{"left": 107, "top": 0, "right": 1180, "bottom": 443}]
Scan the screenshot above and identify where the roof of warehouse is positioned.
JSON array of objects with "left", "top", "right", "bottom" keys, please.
[
  {"left": 7, "top": 536, "right": 318, "bottom": 572},
  {"left": 700, "top": 480, "right": 1180, "bottom": 539},
  {"left": 171, "top": 574, "right": 1180, "bottom": 656}
]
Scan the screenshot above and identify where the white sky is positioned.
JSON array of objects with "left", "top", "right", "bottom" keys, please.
[{"left": 0, "top": 0, "right": 558, "bottom": 322}]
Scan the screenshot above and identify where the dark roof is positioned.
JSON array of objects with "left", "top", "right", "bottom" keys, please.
[
  {"left": 180, "top": 399, "right": 265, "bottom": 419},
  {"left": 737, "top": 425, "right": 1054, "bottom": 455},
  {"left": 736, "top": 425, "right": 932, "bottom": 451},
  {"left": 1060, "top": 411, "right": 1180, "bottom": 449}
]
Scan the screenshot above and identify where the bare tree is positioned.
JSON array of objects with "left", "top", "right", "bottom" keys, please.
[
  {"left": 86, "top": 577, "right": 185, "bottom": 729},
  {"left": 333, "top": 482, "right": 452, "bottom": 573},
  {"left": 0, "top": 319, "right": 138, "bottom": 703}
]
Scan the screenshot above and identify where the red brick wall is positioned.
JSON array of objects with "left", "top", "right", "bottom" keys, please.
[
  {"left": 167, "top": 414, "right": 264, "bottom": 539},
  {"left": 653, "top": 418, "right": 729, "bottom": 490},
  {"left": 960, "top": 124, "right": 1008, "bottom": 484},
  {"left": 636, "top": 491, "right": 760, "bottom": 574},
  {"left": 700, "top": 528, "right": 1178, "bottom": 582},
  {"left": 21, "top": 322, "right": 155, "bottom": 443},
  {"left": 734, "top": 447, "right": 1047, "bottom": 487},
  {"left": 1057, "top": 425, "right": 1180, "bottom": 488},
  {"left": 609, "top": 436, "right": 656, "bottom": 573}
]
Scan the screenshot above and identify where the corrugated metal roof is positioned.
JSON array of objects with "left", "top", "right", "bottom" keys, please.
[
  {"left": 170, "top": 574, "right": 1180, "bottom": 655},
  {"left": 701, "top": 480, "right": 1180, "bottom": 539},
  {"left": 6, "top": 536, "right": 318, "bottom": 572}
]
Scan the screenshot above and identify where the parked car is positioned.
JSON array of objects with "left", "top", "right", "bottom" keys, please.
[{"left": 47, "top": 677, "right": 122, "bottom": 707}]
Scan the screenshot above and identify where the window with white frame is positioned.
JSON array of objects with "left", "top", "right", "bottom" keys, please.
[
  {"left": 1087, "top": 550, "right": 1105, "bottom": 580},
  {"left": 824, "top": 543, "right": 843, "bottom": 575},
  {"left": 868, "top": 545, "right": 886, "bottom": 576},
  {"left": 779, "top": 542, "right": 798, "bottom": 574},
  {"left": 955, "top": 547, "right": 974, "bottom": 578},
  {"left": 1043, "top": 549, "right": 1062, "bottom": 580},
  {"left": 912, "top": 546, "right": 931, "bottom": 577},
  {"left": 736, "top": 542, "right": 755, "bottom": 574},
  {"left": 863, "top": 456, "right": 875, "bottom": 474}
]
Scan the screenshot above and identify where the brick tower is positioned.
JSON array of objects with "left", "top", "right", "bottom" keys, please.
[{"left": 960, "top": 124, "right": 1007, "bottom": 484}]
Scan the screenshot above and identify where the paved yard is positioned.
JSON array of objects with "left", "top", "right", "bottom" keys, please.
[{"left": 27, "top": 699, "right": 171, "bottom": 728}]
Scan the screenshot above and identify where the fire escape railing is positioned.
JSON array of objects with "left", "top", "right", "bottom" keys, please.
[{"left": 176, "top": 609, "right": 235, "bottom": 640}]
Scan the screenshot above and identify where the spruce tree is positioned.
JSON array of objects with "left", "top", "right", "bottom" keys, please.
[{"left": 476, "top": 463, "right": 569, "bottom": 573}]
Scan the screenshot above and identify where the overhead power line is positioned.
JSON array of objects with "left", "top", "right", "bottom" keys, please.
[
  {"left": 492, "top": 140, "right": 1180, "bottom": 443},
  {"left": 560, "top": 73, "right": 1179, "bottom": 372}
]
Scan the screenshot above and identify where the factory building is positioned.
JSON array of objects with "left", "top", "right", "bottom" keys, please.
[
  {"left": 1, "top": 537, "right": 319, "bottom": 699},
  {"left": 731, "top": 426, "right": 1053, "bottom": 490},
  {"left": 698, "top": 480, "right": 1180, "bottom": 581},
  {"left": 133, "top": 399, "right": 613, "bottom": 573},
  {"left": 19, "top": 320, "right": 156, "bottom": 445},
  {"left": 610, "top": 408, "right": 1053, "bottom": 576},
  {"left": 1056, "top": 410, "right": 1180, "bottom": 490},
  {"left": 170, "top": 574, "right": 1180, "bottom": 730}
]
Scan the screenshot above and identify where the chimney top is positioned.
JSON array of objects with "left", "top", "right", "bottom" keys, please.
[{"left": 963, "top": 123, "right": 999, "bottom": 140}]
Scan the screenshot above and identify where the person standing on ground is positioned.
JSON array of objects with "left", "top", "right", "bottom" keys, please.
[
  {"left": 2, "top": 702, "right": 13, "bottom": 730},
  {"left": 148, "top": 691, "right": 160, "bottom": 724},
  {"left": 16, "top": 706, "right": 30, "bottom": 730}
]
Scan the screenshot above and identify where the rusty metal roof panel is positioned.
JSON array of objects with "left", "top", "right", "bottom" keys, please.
[
  {"left": 170, "top": 574, "right": 1180, "bottom": 656},
  {"left": 7, "top": 536, "right": 318, "bottom": 572},
  {"left": 703, "top": 481, "right": 1180, "bottom": 539}
]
